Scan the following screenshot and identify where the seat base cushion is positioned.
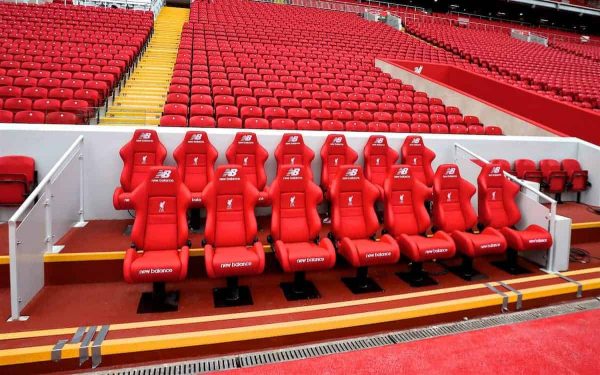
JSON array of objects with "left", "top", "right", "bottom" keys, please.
[
  {"left": 274, "top": 238, "right": 336, "bottom": 272},
  {"left": 397, "top": 231, "right": 456, "bottom": 262},
  {"left": 123, "top": 247, "right": 189, "bottom": 283},
  {"left": 451, "top": 227, "right": 507, "bottom": 258},
  {"left": 500, "top": 225, "right": 553, "bottom": 251},
  {"left": 113, "top": 187, "right": 134, "bottom": 210},
  {"left": 338, "top": 234, "right": 400, "bottom": 267},
  {"left": 205, "top": 242, "right": 265, "bottom": 278}
]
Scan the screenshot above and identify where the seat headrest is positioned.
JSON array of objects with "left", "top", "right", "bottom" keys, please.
[
  {"left": 231, "top": 131, "right": 258, "bottom": 153},
  {"left": 435, "top": 164, "right": 461, "bottom": 188},
  {"left": 146, "top": 166, "right": 182, "bottom": 197},
  {"left": 131, "top": 129, "right": 160, "bottom": 152},
  {"left": 279, "top": 133, "right": 306, "bottom": 154},
  {"left": 388, "top": 164, "right": 414, "bottom": 190},
  {"left": 480, "top": 163, "right": 506, "bottom": 188},
  {"left": 334, "top": 165, "right": 365, "bottom": 192},
  {"left": 182, "top": 130, "right": 211, "bottom": 152},
  {"left": 365, "top": 135, "right": 389, "bottom": 154},
  {"left": 402, "top": 135, "right": 425, "bottom": 154},
  {"left": 276, "top": 164, "right": 308, "bottom": 192},
  {"left": 213, "top": 164, "right": 248, "bottom": 194},
  {"left": 324, "top": 134, "right": 349, "bottom": 154}
]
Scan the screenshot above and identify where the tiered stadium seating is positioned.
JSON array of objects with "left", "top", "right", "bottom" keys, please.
[
  {"left": 160, "top": 0, "right": 496, "bottom": 134},
  {"left": 0, "top": 3, "right": 153, "bottom": 124},
  {"left": 406, "top": 21, "right": 600, "bottom": 110}
]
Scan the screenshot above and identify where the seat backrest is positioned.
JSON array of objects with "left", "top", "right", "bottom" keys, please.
[
  {"left": 320, "top": 134, "right": 358, "bottom": 191},
  {"left": 514, "top": 159, "right": 542, "bottom": 183},
  {"left": 539, "top": 159, "right": 561, "bottom": 178},
  {"left": 270, "top": 164, "right": 323, "bottom": 243},
  {"left": 118, "top": 129, "right": 167, "bottom": 193},
  {"left": 0, "top": 155, "right": 35, "bottom": 205},
  {"left": 561, "top": 159, "right": 583, "bottom": 178},
  {"left": 363, "top": 135, "right": 398, "bottom": 189},
  {"left": 173, "top": 130, "right": 218, "bottom": 195},
  {"left": 225, "top": 132, "right": 269, "bottom": 191},
  {"left": 129, "top": 166, "right": 190, "bottom": 251},
  {"left": 432, "top": 164, "right": 477, "bottom": 232},
  {"left": 329, "top": 165, "right": 380, "bottom": 240},
  {"left": 274, "top": 133, "right": 315, "bottom": 181},
  {"left": 202, "top": 165, "right": 260, "bottom": 247},
  {"left": 400, "top": 135, "right": 436, "bottom": 187},
  {"left": 384, "top": 165, "right": 432, "bottom": 237},
  {"left": 477, "top": 163, "right": 521, "bottom": 228},
  {"left": 490, "top": 159, "right": 512, "bottom": 173}
]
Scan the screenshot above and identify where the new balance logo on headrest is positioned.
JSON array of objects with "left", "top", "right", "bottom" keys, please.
[
  {"left": 409, "top": 137, "right": 422, "bottom": 146},
  {"left": 152, "top": 169, "right": 173, "bottom": 183},
  {"left": 331, "top": 136, "right": 343, "bottom": 145},
  {"left": 395, "top": 167, "right": 410, "bottom": 179},
  {"left": 443, "top": 167, "right": 457, "bottom": 178},
  {"left": 239, "top": 134, "right": 254, "bottom": 144},
  {"left": 136, "top": 132, "right": 154, "bottom": 142},
  {"left": 345, "top": 168, "right": 359, "bottom": 178},
  {"left": 287, "top": 135, "right": 299, "bottom": 144},
  {"left": 286, "top": 167, "right": 301, "bottom": 178},
  {"left": 490, "top": 166, "right": 502, "bottom": 176},
  {"left": 373, "top": 137, "right": 385, "bottom": 145},
  {"left": 222, "top": 168, "right": 238, "bottom": 178},
  {"left": 189, "top": 133, "right": 204, "bottom": 143}
]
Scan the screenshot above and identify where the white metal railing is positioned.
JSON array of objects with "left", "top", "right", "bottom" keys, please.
[
  {"left": 75, "top": 0, "right": 164, "bottom": 17},
  {"left": 9, "top": 136, "right": 85, "bottom": 321},
  {"left": 454, "top": 143, "right": 561, "bottom": 272},
  {"left": 511, "top": 28, "right": 549, "bottom": 47}
]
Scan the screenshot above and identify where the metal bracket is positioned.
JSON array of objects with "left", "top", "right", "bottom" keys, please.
[
  {"left": 79, "top": 326, "right": 97, "bottom": 366},
  {"left": 51, "top": 339, "right": 68, "bottom": 362},
  {"left": 70, "top": 326, "right": 86, "bottom": 344},
  {"left": 91, "top": 325, "right": 110, "bottom": 369},
  {"left": 557, "top": 273, "right": 583, "bottom": 298},
  {"left": 485, "top": 283, "right": 509, "bottom": 312},
  {"left": 497, "top": 281, "right": 523, "bottom": 310}
]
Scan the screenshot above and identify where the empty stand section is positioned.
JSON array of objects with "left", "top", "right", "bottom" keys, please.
[{"left": 0, "top": 2, "right": 153, "bottom": 124}]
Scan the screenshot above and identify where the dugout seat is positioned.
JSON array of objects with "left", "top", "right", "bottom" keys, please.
[
  {"left": 561, "top": 159, "right": 590, "bottom": 202},
  {"left": 225, "top": 132, "right": 269, "bottom": 194},
  {"left": 400, "top": 135, "right": 436, "bottom": 187},
  {"left": 274, "top": 133, "right": 315, "bottom": 182},
  {"left": 319, "top": 133, "right": 358, "bottom": 193},
  {"left": 539, "top": 159, "right": 568, "bottom": 202},
  {"left": 363, "top": 135, "right": 398, "bottom": 199}
]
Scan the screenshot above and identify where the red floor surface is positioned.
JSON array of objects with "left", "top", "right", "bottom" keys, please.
[{"left": 220, "top": 308, "right": 600, "bottom": 375}]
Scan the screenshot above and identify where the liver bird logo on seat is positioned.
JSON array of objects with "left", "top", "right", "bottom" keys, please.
[
  {"left": 447, "top": 192, "right": 452, "bottom": 202},
  {"left": 400, "top": 194, "right": 405, "bottom": 204},
  {"left": 243, "top": 156, "right": 248, "bottom": 166},
  {"left": 290, "top": 195, "right": 296, "bottom": 208},
  {"left": 348, "top": 195, "right": 354, "bottom": 206},
  {"left": 193, "top": 156, "right": 199, "bottom": 166},
  {"left": 141, "top": 155, "right": 147, "bottom": 165},
  {"left": 158, "top": 201, "right": 165, "bottom": 212},
  {"left": 226, "top": 198, "right": 233, "bottom": 210}
]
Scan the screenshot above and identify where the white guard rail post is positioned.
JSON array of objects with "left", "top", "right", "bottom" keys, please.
[
  {"left": 8, "top": 136, "right": 85, "bottom": 321},
  {"left": 453, "top": 143, "right": 567, "bottom": 274}
]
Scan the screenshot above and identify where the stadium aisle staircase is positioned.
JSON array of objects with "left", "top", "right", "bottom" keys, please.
[{"left": 100, "top": 7, "right": 189, "bottom": 126}]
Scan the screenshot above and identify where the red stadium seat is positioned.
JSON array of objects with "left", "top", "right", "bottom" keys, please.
[
  {"left": 320, "top": 133, "right": 358, "bottom": 192},
  {"left": 113, "top": 129, "right": 167, "bottom": 210},
  {"left": 4, "top": 97, "right": 32, "bottom": 113},
  {"left": 485, "top": 126, "right": 503, "bottom": 135},
  {"left": 189, "top": 116, "right": 216, "bottom": 128},
  {"left": 14, "top": 110, "right": 44, "bottom": 123},
  {"left": 45, "top": 111, "right": 79, "bottom": 124},
  {"left": 0, "top": 110, "right": 13, "bottom": 122},
  {"left": 173, "top": 130, "right": 218, "bottom": 210},
  {"left": 363, "top": 135, "right": 399, "bottom": 198},
  {"left": 225, "top": 132, "right": 269, "bottom": 191},
  {"left": 271, "top": 118, "right": 296, "bottom": 130},
  {"left": 244, "top": 117, "right": 269, "bottom": 129},
  {"left": 539, "top": 159, "right": 568, "bottom": 201},
  {"left": 400, "top": 135, "right": 436, "bottom": 187},
  {"left": 123, "top": 166, "right": 191, "bottom": 313},
  {"left": 561, "top": 159, "right": 590, "bottom": 201},
  {"left": 274, "top": 133, "right": 315, "bottom": 181},
  {"left": 202, "top": 165, "right": 266, "bottom": 307},
  {"left": 514, "top": 159, "right": 543, "bottom": 183},
  {"left": 0, "top": 155, "right": 36, "bottom": 205},
  {"left": 383, "top": 165, "right": 455, "bottom": 286},
  {"left": 217, "top": 116, "right": 242, "bottom": 128},
  {"left": 432, "top": 164, "right": 507, "bottom": 280},
  {"left": 269, "top": 164, "right": 336, "bottom": 300},
  {"left": 329, "top": 165, "right": 400, "bottom": 293},
  {"left": 478, "top": 163, "right": 552, "bottom": 275},
  {"left": 297, "top": 119, "right": 320, "bottom": 130}
]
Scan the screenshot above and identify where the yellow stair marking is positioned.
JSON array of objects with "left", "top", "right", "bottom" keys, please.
[{"left": 100, "top": 6, "right": 189, "bottom": 126}]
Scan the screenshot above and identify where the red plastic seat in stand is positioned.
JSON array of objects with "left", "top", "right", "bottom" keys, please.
[
  {"left": 478, "top": 163, "right": 553, "bottom": 274},
  {"left": 123, "top": 166, "right": 191, "bottom": 313},
  {"left": 113, "top": 129, "right": 167, "bottom": 210},
  {"left": 432, "top": 164, "right": 507, "bottom": 280},
  {"left": 173, "top": 130, "right": 218, "bottom": 229},
  {"left": 561, "top": 159, "right": 590, "bottom": 202},
  {"left": 202, "top": 165, "right": 266, "bottom": 307},
  {"left": 268, "top": 165, "right": 336, "bottom": 300},
  {"left": 383, "top": 165, "right": 456, "bottom": 286},
  {"left": 329, "top": 165, "right": 400, "bottom": 294},
  {"left": 539, "top": 159, "right": 568, "bottom": 202},
  {"left": 0, "top": 155, "right": 37, "bottom": 206}
]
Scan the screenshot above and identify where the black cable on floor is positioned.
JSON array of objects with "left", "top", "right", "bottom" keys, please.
[{"left": 570, "top": 247, "right": 600, "bottom": 263}]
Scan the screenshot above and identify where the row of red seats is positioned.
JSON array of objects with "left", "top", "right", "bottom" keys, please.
[
  {"left": 158, "top": 114, "right": 502, "bottom": 134},
  {"left": 119, "top": 130, "right": 552, "bottom": 310},
  {"left": 492, "top": 158, "right": 591, "bottom": 202}
]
